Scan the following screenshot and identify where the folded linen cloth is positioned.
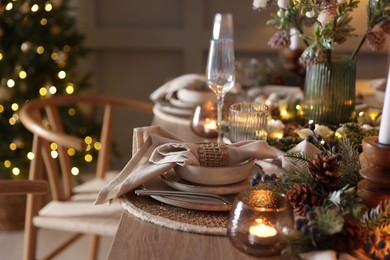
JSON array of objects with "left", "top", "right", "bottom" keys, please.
[
  {"left": 95, "top": 126, "right": 278, "bottom": 204},
  {"left": 149, "top": 74, "right": 207, "bottom": 102}
]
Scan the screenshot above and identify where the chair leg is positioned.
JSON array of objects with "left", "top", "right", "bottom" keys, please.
[
  {"left": 88, "top": 234, "right": 100, "bottom": 260},
  {"left": 23, "top": 194, "right": 39, "bottom": 260}
]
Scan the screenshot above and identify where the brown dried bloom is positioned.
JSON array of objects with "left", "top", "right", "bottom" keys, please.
[
  {"left": 268, "top": 30, "right": 290, "bottom": 49},
  {"left": 380, "top": 21, "right": 390, "bottom": 35},
  {"left": 366, "top": 29, "right": 386, "bottom": 51},
  {"left": 319, "top": 0, "right": 338, "bottom": 15},
  {"left": 299, "top": 50, "right": 327, "bottom": 67}
]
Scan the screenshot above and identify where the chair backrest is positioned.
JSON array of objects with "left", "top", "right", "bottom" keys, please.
[
  {"left": 0, "top": 180, "right": 48, "bottom": 195},
  {"left": 19, "top": 95, "right": 153, "bottom": 201}
]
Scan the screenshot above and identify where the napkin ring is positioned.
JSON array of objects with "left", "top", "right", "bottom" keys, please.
[{"left": 197, "top": 143, "right": 228, "bottom": 167}]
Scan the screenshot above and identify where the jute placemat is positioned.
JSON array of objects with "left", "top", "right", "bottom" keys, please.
[{"left": 121, "top": 192, "right": 229, "bottom": 236}]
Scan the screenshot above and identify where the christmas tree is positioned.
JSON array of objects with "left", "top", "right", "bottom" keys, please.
[{"left": 0, "top": 0, "right": 96, "bottom": 179}]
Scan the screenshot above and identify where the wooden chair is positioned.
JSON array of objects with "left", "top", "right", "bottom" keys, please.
[
  {"left": 0, "top": 180, "right": 48, "bottom": 195},
  {"left": 19, "top": 95, "right": 153, "bottom": 260}
]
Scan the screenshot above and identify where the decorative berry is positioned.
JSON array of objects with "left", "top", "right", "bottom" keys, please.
[
  {"left": 315, "top": 134, "right": 322, "bottom": 141},
  {"left": 306, "top": 135, "right": 313, "bottom": 142},
  {"left": 326, "top": 141, "right": 334, "bottom": 149},
  {"left": 308, "top": 124, "right": 315, "bottom": 131},
  {"left": 308, "top": 223, "right": 319, "bottom": 234},
  {"left": 306, "top": 210, "right": 316, "bottom": 220},
  {"left": 250, "top": 178, "right": 259, "bottom": 186},
  {"left": 303, "top": 205, "right": 312, "bottom": 214},
  {"left": 282, "top": 176, "right": 289, "bottom": 183},
  {"left": 363, "top": 243, "right": 374, "bottom": 254},
  {"left": 261, "top": 174, "right": 271, "bottom": 182},
  {"left": 331, "top": 146, "right": 338, "bottom": 154},
  {"left": 269, "top": 173, "right": 277, "bottom": 180},
  {"left": 295, "top": 218, "right": 308, "bottom": 230},
  {"left": 377, "top": 240, "right": 386, "bottom": 249},
  {"left": 300, "top": 224, "right": 310, "bottom": 235},
  {"left": 253, "top": 172, "right": 262, "bottom": 180}
]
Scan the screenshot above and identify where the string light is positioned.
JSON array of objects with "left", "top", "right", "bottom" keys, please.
[
  {"left": 5, "top": 3, "right": 13, "bottom": 10},
  {"left": 7, "top": 79, "right": 15, "bottom": 88},
  {"left": 39, "top": 87, "right": 47, "bottom": 96},
  {"left": 4, "top": 160, "right": 11, "bottom": 168},
  {"left": 94, "top": 142, "right": 102, "bottom": 150},
  {"left": 45, "top": 3, "right": 53, "bottom": 11},
  {"left": 49, "top": 86, "right": 57, "bottom": 94},
  {"left": 11, "top": 103, "right": 19, "bottom": 111},
  {"left": 58, "top": 71, "right": 66, "bottom": 79},
  {"left": 9, "top": 143, "right": 17, "bottom": 151},
  {"left": 51, "top": 150, "right": 58, "bottom": 158},
  {"left": 50, "top": 143, "right": 58, "bottom": 150},
  {"left": 67, "top": 148, "right": 75, "bottom": 156},
  {"left": 0, "top": 105, "right": 4, "bottom": 113},
  {"left": 27, "top": 152, "right": 34, "bottom": 160},
  {"left": 12, "top": 167, "right": 20, "bottom": 176},
  {"left": 71, "top": 167, "right": 79, "bottom": 176},
  {"left": 9, "top": 117, "right": 16, "bottom": 125},
  {"left": 37, "top": 46, "right": 45, "bottom": 54},
  {"left": 19, "top": 71, "right": 27, "bottom": 79},
  {"left": 66, "top": 83, "right": 74, "bottom": 94},
  {"left": 40, "top": 18, "right": 48, "bottom": 25},
  {"left": 84, "top": 154, "right": 93, "bottom": 162},
  {"left": 31, "top": 4, "right": 39, "bottom": 12},
  {"left": 0, "top": 53, "right": 3, "bottom": 60},
  {"left": 68, "top": 108, "right": 76, "bottom": 116}
]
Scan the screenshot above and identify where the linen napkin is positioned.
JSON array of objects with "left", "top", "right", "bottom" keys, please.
[
  {"left": 149, "top": 74, "right": 207, "bottom": 102},
  {"left": 95, "top": 126, "right": 278, "bottom": 204}
]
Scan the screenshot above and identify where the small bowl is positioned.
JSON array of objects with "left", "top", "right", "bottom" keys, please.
[{"left": 174, "top": 159, "right": 255, "bottom": 186}]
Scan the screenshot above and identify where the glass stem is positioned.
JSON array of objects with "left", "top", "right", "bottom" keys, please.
[{"left": 217, "top": 94, "right": 224, "bottom": 143}]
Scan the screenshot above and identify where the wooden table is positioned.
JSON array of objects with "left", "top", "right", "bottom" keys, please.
[
  {"left": 107, "top": 209, "right": 288, "bottom": 260},
  {"left": 108, "top": 81, "right": 378, "bottom": 259}
]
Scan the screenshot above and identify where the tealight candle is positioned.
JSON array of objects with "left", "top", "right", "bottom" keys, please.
[
  {"left": 203, "top": 118, "right": 218, "bottom": 133},
  {"left": 248, "top": 219, "right": 277, "bottom": 245}
]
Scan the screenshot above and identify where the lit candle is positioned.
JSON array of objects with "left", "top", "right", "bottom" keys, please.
[
  {"left": 203, "top": 118, "right": 218, "bottom": 133},
  {"left": 248, "top": 218, "right": 278, "bottom": 245},
  {"left": 378, "top": 67, "right": 390, "bottom": 145}
]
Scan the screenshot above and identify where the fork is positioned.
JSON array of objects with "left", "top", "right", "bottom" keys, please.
[{"left": 134, "top": 189, "right": 233, "bottom": 205}]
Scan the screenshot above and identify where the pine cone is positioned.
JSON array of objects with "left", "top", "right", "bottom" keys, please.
[
  {"left": 307, "top": 153, "right": 339, "bottom": 191},
  {"left": 329, "top": 220, "right": 363, "bottom": 252},
  {"left": 286, "top": 184, "right": 318, "bottom": 216}
]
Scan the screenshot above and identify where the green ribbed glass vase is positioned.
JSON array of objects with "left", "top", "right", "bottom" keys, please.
[{"left": 303, "top": 56, "right": 356, "bottom": 126}]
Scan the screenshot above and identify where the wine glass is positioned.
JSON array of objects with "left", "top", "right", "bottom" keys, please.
[{"left": 206, "top": 14, "right": 235, "bottom": 142}]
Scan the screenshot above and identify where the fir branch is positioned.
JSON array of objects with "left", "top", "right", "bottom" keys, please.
[{"left": 284, "top": 151, "right": 310, "bottom": 162}]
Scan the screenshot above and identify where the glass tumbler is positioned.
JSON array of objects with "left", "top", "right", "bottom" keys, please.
[
  {"left": 228, "top": 102, "right": 268, "bottom": 142},
  {"left": 227, "top": 189, "right": 294, "bottom": 256}
]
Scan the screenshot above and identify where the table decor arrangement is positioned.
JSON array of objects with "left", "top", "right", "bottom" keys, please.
[
  {"left": 248, "top": 124, "right": 390, "bottom": 259},
  {"left": 252, "top": 0, "right": 390, "bottom": 126}
]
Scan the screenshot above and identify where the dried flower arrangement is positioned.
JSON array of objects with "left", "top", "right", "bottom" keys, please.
[
  {"left": 252, "top": 0, "right": 390, "bottom": 64},
  {"left": 251, "top": 125, "right": 390, "bottom": 258}
]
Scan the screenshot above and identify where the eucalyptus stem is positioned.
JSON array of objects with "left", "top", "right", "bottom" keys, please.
[{"left": 350, "top": 33, "right": 367, "bottom": 60}]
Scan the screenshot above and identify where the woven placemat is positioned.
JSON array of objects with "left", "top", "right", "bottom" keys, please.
[{"left": 121, "top": 192, "right": 229, "bottom": 236}]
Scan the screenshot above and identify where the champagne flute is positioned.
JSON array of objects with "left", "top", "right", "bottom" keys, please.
[{"left": 206, "top": 38, "right": 235, "bottom": 143}]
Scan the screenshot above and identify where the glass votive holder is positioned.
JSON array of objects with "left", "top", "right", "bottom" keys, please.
[
  {"left": 191, "top": 101, "right": 218, "bottom": 138},
  {"left": 228, "top": 102, "right": 268, "bottom": 142},
  {"left": 227, "top": 189, "right": 294, "bottom": 256}
]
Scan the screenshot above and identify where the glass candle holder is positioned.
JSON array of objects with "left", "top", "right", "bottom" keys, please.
[
  {"left": 228, "top": 102, "right": 268, "bottom": 142},
  {"left": 227, "top": 189, "right": 294, "bottom": 256},
  {"left": 191, "top": 101, "right": 218, "bottom": 138}
]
